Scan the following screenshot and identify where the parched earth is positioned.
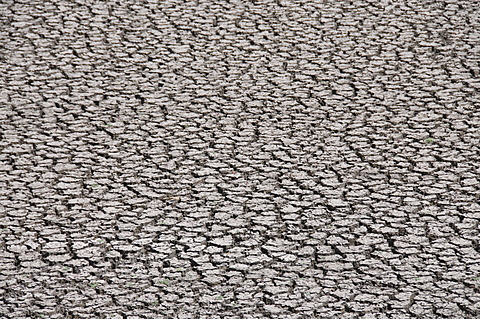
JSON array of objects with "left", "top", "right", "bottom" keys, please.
[{"left": 1, "top": 0, "right": 480, "bottom": 318}]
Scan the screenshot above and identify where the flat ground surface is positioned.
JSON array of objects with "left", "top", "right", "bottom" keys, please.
[{"left": 1, "top": 0, "right": 480, "bottom": 318}]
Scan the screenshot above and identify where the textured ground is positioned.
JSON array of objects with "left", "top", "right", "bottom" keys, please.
[{"left": 1, "top": 0, "right": 480, "bottom": 318}]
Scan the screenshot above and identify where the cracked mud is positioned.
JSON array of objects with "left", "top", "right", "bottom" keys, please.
[{"left": 1, "top": 0, "right": 480, "bottom": 318}]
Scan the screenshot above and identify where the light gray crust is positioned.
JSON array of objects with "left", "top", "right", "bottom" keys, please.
[{"left": 0, "top": 0, "right": 479, "bottom": 318}]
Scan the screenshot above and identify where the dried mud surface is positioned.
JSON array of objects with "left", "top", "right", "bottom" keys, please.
[{"left": 1, "top": 0, "right": 480, "bottom": 318}]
